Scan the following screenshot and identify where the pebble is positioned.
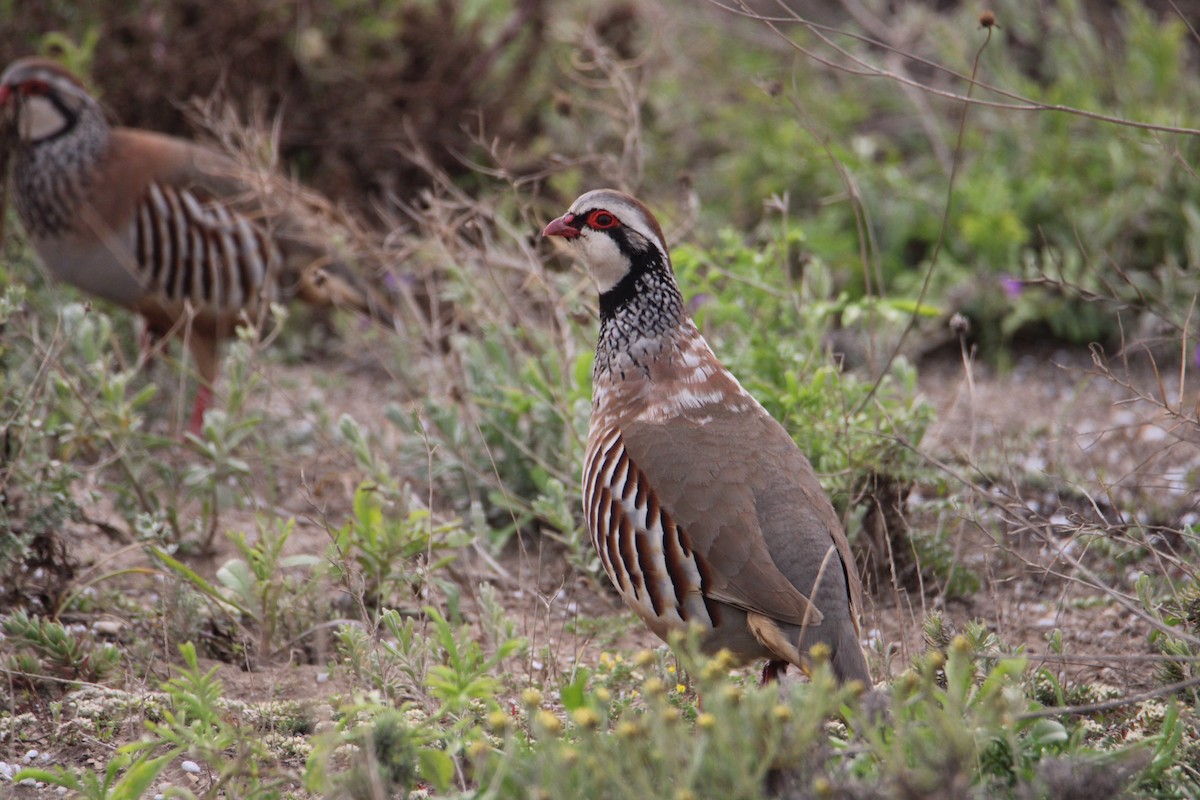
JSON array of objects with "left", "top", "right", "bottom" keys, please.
[
  {"left": 0, "top": 761, "right": 12, "bottom": 780},
  {"left": 181, "top": 760, "right": 201, "bottom": 774},
  {"left": 93, "top": 620, "right": 124, "bottom": 636},
  {"left": 23, "top": 750, "right": 38, "bottom": 762}
]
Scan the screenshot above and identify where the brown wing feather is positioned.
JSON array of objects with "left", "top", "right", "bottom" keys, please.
[{"left": 618, "top": 405, "right": 858, "bottom": 631}]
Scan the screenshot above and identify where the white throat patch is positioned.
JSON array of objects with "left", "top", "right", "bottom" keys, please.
[
  {"left": 575, "top": 228, "right": 630, "bottom": 294},
  {"left": 19, "top": 95, "right": 68, "bottom": 142}
]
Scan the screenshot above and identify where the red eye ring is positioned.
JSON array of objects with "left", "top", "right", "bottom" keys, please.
[{"left": 587, "top": 210, "right": 619, "bottom": 230}]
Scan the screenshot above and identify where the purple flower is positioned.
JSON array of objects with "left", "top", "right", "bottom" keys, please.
[
  {"left": 689, "top": 293, "right": 712, "bottom": 314},
  {"left": 1000, "top": 275, "right": 1024, "bottom": 298}
]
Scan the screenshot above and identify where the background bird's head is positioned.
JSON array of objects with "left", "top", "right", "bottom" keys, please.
[
  {"left": 542, "top": 189, "right": 672, "bottom": 296},
  {"left": 0, "top": 58, "right": 95, "bottom": 144}
]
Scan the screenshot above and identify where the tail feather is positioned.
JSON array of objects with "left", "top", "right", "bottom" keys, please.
[
  {"left": 830, "top": 621, "right": 872, "bottom": 686},
  {"left": 748, "top": 611, "right": 871, "bottom": 686}
]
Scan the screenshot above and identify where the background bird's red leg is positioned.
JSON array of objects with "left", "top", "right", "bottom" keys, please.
[
  {"left": 184, "top": 327, "right": 219, "bottom": 437},
  {"left": 188, "top": 384, "right": 212, "bottom": 436}
]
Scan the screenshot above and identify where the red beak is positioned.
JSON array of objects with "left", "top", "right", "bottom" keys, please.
[{"left": 542, "top": 214, "right": 580, "bottom": 239}]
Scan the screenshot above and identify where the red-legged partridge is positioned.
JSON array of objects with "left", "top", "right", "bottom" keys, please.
[
  {"left": 543, "top": 189, "right": 871, "bottom": 685},
  {"left": 0, "top": 57, "right": 395, "bottom": 434}
]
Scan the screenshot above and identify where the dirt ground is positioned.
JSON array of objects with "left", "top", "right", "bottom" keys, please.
[{"left": 3, "top": 336, "right": 1199, "bottom": 795}]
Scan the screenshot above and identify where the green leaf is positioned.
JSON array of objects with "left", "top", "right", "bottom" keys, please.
[
  {"left": 418, "top": 747, "right": 455, "bottom": 792},
  {"left": 1029, "top": 718, "right": 1069, "bottom": 747},
  {"left": 110, "top": 752, "right": 177, "bottom": 800},
  {"left": 560, "top": 672, "right": 588, "bottom": 711},
  {"left": 149, "top": 547, "right": 251, "bottom": 616},
  {"left": 12, "top": 767, "right": 82, "bottom": 790}
]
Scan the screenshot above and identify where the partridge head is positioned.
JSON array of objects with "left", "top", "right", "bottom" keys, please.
[
  {"left": 0, "top": 57, "right": 395, "bottom": 434},
  {"left": 543, "top": 189, "right": 870, "bottom": 685}
]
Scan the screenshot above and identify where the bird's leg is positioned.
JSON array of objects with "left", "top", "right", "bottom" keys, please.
[
  {"left": 183, "top": 325, "right": 219, "bottom": 439},
  {"left": 187, "top": 384, "right": 212, "bottom": 437},
  {"left": 761, "top": 660, "right": 788, "bottom": 685}
]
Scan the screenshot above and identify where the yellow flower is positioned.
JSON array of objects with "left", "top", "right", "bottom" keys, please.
[
  {"left": 697, "top": 712, "right": 716, "bottom": 730},
  {"left": 571, "top": 708, "right": 600, "bottom": 730},
  {"left": 634, "top": 650, "right": 655, "bottom": 667},
  {"left": 772, "top": 705, "right": 792, "bottom": 722},
  {"left": 713, "top": 649, "right": 738, "bottom": 670},
  {"left": 644, "top": 678, "right": 666, "bottom": 696},
  {"left": 535, "top": 710, "right": 562, "bottom": 735},
  {"left": 675, "top": 683, "right": 687, "bottom": 694},
  {"left": 616, "top": 720, "right": 642, "bottom": 739},
  {"left": 486, "top": 710, "right": 510, "bottom": 732},
  {"left": 595, "top": 687, "right": 612, "bottom": 703},
  {"left": 521, "top": 688, "right": 544, "bottom": 707}
]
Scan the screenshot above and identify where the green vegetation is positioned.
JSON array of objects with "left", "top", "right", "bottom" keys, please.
[{"left": 2, "top": 1, "right": 1199, "bottom": 798}]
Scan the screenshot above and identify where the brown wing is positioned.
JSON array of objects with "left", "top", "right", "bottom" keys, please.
[{"left": 618, "top": 403, "right": 859, "bottom": 631}]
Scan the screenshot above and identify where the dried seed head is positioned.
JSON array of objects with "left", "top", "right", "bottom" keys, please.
[
  {"left": 979, "top": 10, "right": 997, "bottom": 28},
  {"left": 949, "top": 312, "right": 970, "bottom": 336}
]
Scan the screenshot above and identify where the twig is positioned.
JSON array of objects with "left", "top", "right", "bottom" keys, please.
[{"left": 1018, "top": 673, "right": 1200, "bottom": 720}]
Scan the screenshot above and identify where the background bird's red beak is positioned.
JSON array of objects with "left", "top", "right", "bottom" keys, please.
[{"left": 542, "top": 214, "right": 580, "bottom": 239}]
